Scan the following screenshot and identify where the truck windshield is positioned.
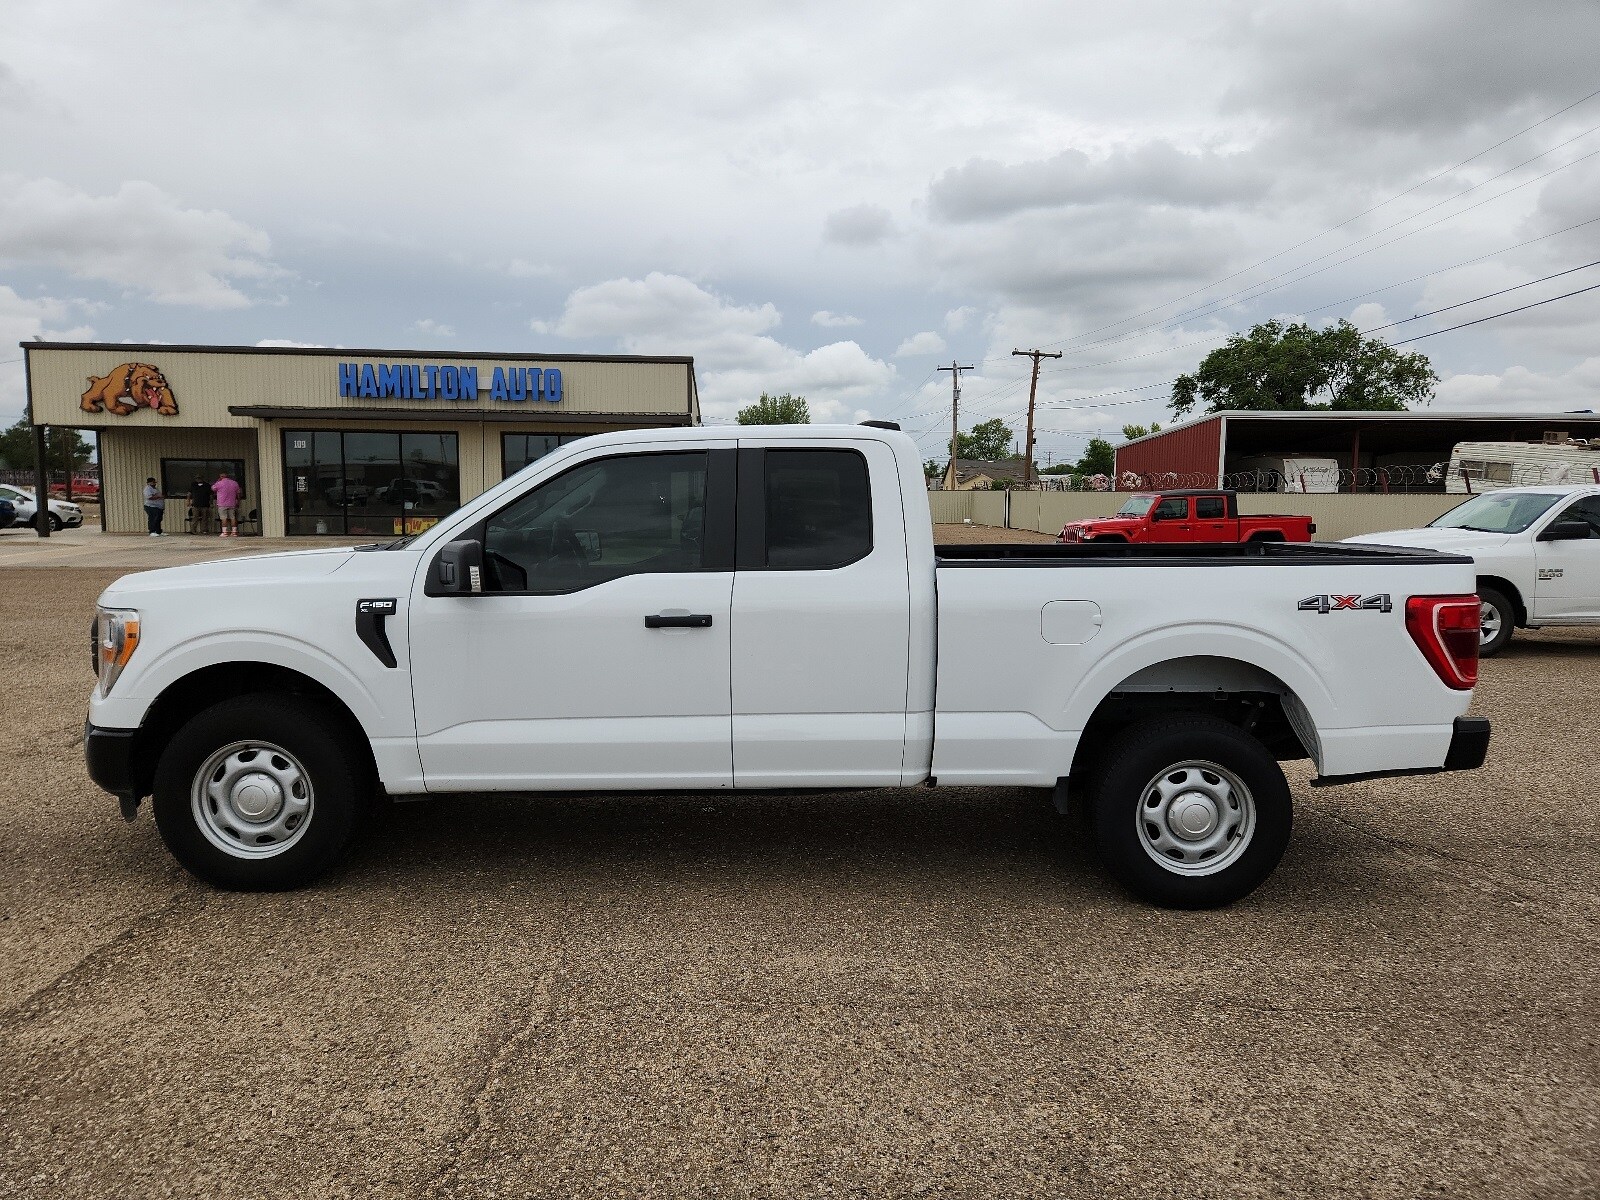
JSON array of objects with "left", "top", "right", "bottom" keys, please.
[
  {"left": 1116, "top": 495, "right": 1156, "bottom": 517},
  {"left": 1429, "top": 492, "right": 1564, "bottom": 534}
]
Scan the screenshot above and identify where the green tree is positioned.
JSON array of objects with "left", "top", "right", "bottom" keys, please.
[
  {"left": 1121, "top": 422, "right": 1161, "bottom": 440},
  {"left": 1075, "top": 438, "right": 1115, "bottom": 477},
  {"left": 0, "top": 419, "right": 93, "bottom": 476},
  {"left": 1170, "top": 319, "right": 1436, "bottom": 419},
  {"left": 737, "top": 392, "right": 810, "bottom": 425},
  {"left": 955, "top": 418, "right": 1013, "bottom": 461},
  {"left": 923, "top": 459, "right": 942, "bottom": 481}
]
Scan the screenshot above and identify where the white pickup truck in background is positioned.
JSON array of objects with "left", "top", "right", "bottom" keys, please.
[
  {"left": 86, "top": 424, "right": 1490, "bottom": 908},
  {"left": 1347, "top": 484, "right": 1600, "bottom": 655}
]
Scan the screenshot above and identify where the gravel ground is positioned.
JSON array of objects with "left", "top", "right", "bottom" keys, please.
[{"left": 0, "top": 556, "right": 1596, "bottom": 1199}]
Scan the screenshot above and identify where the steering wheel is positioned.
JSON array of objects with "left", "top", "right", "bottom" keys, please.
[{"left": 547, "top": 520, "right": 588, "bottom": 570}]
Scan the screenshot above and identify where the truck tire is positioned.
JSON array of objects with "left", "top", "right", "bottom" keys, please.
[
  {"left": 1477, "top": 586, "right": 1515, "bottom": 657},
  {"left": 152, "top": 694, "right": 367, "bottom": 890},
  {"left": 1090, "top": 716, "right": 1292, "bottom": 909}
]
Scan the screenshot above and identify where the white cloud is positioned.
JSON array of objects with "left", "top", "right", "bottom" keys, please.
[
  {"left": 254, "top": 339, "right": 328, "bottom": 348},
  {"left": 1434, "top": 358, "right": 1600, "bottom": 412},
  {"left": 894, "top": 331, "right": 947, "bottom": 357},
  {"left": 945, "top": 306, "right": 977, "bottom": 333},
  {"left": 535, "top": 272, "right": 894, "bottom": 419},
  {"left": 0, "top": 287, "right": 96, "bottom": 422},
  {"left": 506, "top": 259, "right": 556, "bottom": 279},
  {"left": 412, "top": 318, "right": 456, "bottom": 337},
  {"left": 0, "top": 176, "right": 280, "bottom": 309},
  {"left": 811, "top": 310, "right": 863, "bottom": 327},
  {"left": 823, "top": 204, "right": 895, "bottom": 246}
]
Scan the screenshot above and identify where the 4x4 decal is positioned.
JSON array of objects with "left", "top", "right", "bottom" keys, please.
[{"left": 1298, "top": 593, "right": 1393, "bottom": 614}]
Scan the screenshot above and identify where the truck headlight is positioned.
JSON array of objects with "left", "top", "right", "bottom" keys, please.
[{"left": 96, "top": 607, "right": 141, "bottom": 696}]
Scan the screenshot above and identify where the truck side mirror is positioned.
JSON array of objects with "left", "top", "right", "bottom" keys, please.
[
  {"left": 425, "top": 539, "right": 487, "bottom": 595},
  {"left": 1538, "top": 520, "right": 1591, "bottom": 542}
]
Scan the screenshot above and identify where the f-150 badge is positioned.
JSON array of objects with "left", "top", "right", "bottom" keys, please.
[{"left": 1298, "top": 593, "right": 1393, "bottom": 614}]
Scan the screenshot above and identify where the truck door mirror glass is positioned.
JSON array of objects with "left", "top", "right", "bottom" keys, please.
[
  {"left": 1538, "top": 519, "right": 1592, "bottom": 542},
  {"left": 425, "top": 539, "right": 487, "bottom": 595}
]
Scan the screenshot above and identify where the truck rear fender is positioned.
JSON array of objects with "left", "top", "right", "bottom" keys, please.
[{"left": 1061, "top": 631, "right": 1334, "bottom": 777}]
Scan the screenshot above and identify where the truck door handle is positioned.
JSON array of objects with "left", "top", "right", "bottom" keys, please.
[{"left": 645, "top": 613, "right": 713, "bottom": 629}]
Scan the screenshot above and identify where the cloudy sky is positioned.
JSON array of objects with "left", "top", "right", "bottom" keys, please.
[{"left": 4, "top": 0, "right": 1600, "bottom": 466}]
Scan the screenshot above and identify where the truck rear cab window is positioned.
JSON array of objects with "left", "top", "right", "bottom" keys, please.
[
  {"left": 1195, "top": 496, "right": 1226, "bottom": 519},
  {"left": 483, "top": 451, "right": 710, "bottom": 593},
  {"left": 762, "top": 449, "right": 872, "bottom": 570}
]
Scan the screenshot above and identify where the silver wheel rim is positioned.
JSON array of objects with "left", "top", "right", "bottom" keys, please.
[
  {"left": 1479, "top": 600, "right": 1502, "bottom": 645},
  {"left": 191, "top": 740, "right": 314, "bottom": 859},
  {"left": 1135, "top": 759, "right": 1256, "bottom": 877}
]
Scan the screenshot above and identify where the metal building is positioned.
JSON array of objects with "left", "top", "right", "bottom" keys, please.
[
  {"left": 1115, "top": 410, "right": 1600, "bottom": 491},
  {"left": 23, "top": 342, "right": 699, "bottom": 537}
]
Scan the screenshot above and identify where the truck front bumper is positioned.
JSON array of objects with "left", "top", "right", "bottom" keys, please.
[
  {"left": 84, "top": 720, "right": 139, "bottom": 803},
  {"left": 1311, "top": 716, "right": 1490, "bottom": 787}
]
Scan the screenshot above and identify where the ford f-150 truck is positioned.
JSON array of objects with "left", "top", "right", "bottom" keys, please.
[
  {"left": 1057, "top": 490, "right": 1315, "bottom": 544},
  {"left": 1346, "top": 484, "right": 1600, "bottom": 655},
  {"left": 85, "top": 424, "right": 1490, "bottom": 908}
]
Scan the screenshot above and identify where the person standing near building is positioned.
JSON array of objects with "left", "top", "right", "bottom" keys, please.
[
  {"left": 187, "top": 476, "right": 211, "bottom": 534},
  {"left": 212, "top": 469, "right": 241, "bottom": 538},
  {"left": 142, "top": 477, "right": 165, "bottom": 537}
]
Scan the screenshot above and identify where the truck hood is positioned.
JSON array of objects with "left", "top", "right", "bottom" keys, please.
[
  {"left": 1343, "top": 527, "right": 1511, "bottom": 553},
  {"left": 98, "top": 546, "right": 361, "bottom": 603}
]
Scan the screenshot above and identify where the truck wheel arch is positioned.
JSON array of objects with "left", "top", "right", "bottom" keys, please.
[
  {"left": 1066, "top": 654, "right": 1320, "bottom": 784},
  {"left": 1476, "top": 574, "right": 1526, "bottom": 626},
  {"left": 125, "top": 662, "right": 379, "bottom": 803},
  {"left": 1246, "top": 530, "right": 1285, "bottom": 542}
]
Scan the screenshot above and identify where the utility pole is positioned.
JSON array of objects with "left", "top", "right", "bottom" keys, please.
[
  {"left": 1012, "top": 347, "right": 1061, "bottom": 485},
  {"left": 937, "top": 360, "right": 974, "bottom": 490}
]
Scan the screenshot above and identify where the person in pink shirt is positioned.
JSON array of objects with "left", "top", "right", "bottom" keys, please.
[{"left": 212, "top": 470, "right": 242, "bottom": 537}]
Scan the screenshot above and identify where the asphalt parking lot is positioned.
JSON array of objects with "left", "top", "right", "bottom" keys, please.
[{"left": 1, "top": 534, "right": 1597, "bottom": 1198}]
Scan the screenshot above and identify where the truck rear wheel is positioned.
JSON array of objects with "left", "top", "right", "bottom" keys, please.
[
  {"left": 152, "top": 694, "right": 367, "bottom": 890},
  {"left": 1090, "top": 716, "right": 1292, "bottom": 908}
]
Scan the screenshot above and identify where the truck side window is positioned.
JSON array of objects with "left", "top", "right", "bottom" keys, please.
[
  {"left": 1152, "top": 497, "right": 1188, "bottom": 521},
  {"left": 1195, "top": 496, "right": 1226, "bottom": 519},
  {"left": 482, "top": 451, "right": 708, "bottom": 593},
  {"left": 1553, "top": 496, "right": 1600, "bottom": 537},
  {"left": 763, "top": 449, "right": 872, "bottom": 570}
]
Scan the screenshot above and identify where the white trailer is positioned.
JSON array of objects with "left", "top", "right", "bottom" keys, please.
[{"left": 1446, "top": 440, "right": 1600, "bottom": 493}]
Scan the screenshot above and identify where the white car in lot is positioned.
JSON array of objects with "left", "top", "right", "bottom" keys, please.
[
  {"left": 1346, "top": 485, "right": 1600, "bottom": 655},
  {"left": 0, "top": 484, "right": 84, "bottom": 531}
]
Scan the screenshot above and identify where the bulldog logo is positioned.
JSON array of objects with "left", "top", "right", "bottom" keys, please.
[{"left": 80, "top": 363, "right": 179, "bottom": 417}]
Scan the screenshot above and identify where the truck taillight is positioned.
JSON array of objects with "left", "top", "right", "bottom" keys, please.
[{"left": 1405, "top": 595, "right": 1479, "bottom": 689}]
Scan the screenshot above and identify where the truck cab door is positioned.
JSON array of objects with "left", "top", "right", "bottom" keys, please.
[
  {"left": 1149, "top": 495, "right": 1193, "bottom": 542},
  {"left": 730, "top": 441, "right": 911, "bottom": 787},
  {"left": 1533, "top": 494, "right": 1600, "bottom": 620},
  {"left": 407, "top": 445, "right": 736, "bottom": 791}
]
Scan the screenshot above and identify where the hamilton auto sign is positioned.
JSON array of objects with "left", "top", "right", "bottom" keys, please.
[{"left": 337, "top": 361, "right": 563, "bottom": 403}]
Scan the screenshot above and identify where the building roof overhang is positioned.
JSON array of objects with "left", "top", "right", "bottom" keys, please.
[{"left": 228, "top": 406, "right": 695, "bottom": 426}]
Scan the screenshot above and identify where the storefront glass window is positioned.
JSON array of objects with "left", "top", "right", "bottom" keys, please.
[
  {"left": 283, "top": 430, "right": 460, "bottom": 536},
  {"left": 502, "top": 433, "right": 588, "bottom": 479}
]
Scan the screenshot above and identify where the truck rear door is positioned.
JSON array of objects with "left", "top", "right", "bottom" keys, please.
[
  {"left": 1194, "top": 493, "right": 1234, "bottom": 540},
  {"left": 730, "top": 440, "right": 912, "bottom": 786}
]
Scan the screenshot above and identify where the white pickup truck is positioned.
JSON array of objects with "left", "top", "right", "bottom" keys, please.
[
  {"left": 86, "top": 424, "right": 1490, "bottom": 907},
  {"left": 1346, "top": 484, "right": 1600, "bottom": 655}
]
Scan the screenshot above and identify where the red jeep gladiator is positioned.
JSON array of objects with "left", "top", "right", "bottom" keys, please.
[{"left": 1057, "top": 490, "right": 1316, "bottom": 544}]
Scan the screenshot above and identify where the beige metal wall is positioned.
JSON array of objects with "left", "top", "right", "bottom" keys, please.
[
  {"left": 934, "top": 489, "right": 1461, "bottom": 541},
  {"left": 27, "top": 346, "right": 694, "bottom": 428},
  {"left": 100, "top": 427, "right": 259, "bottom": 534}
]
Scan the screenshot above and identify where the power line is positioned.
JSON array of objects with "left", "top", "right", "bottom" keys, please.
[
  {"left": 1392, "top": 280, "right": 1600, "bottom": 344},
  {"left": 1362, "top": 259, "right": 1600, "bottom": 334}
]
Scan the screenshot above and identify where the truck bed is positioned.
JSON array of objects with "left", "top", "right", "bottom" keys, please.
[{"left": 935, "top": 541, "right": 1470, "bottom": 566}]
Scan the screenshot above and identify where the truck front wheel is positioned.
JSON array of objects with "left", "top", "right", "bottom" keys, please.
[
  {"left": 1090, "top": 716, "right": 1292, "bottom": 908},
  {"left": 1477, "top": 586, "right": 1515, "bottom": 657},
  {"left": 152, "top": 694, "right": 367, "bottom": 890}
]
